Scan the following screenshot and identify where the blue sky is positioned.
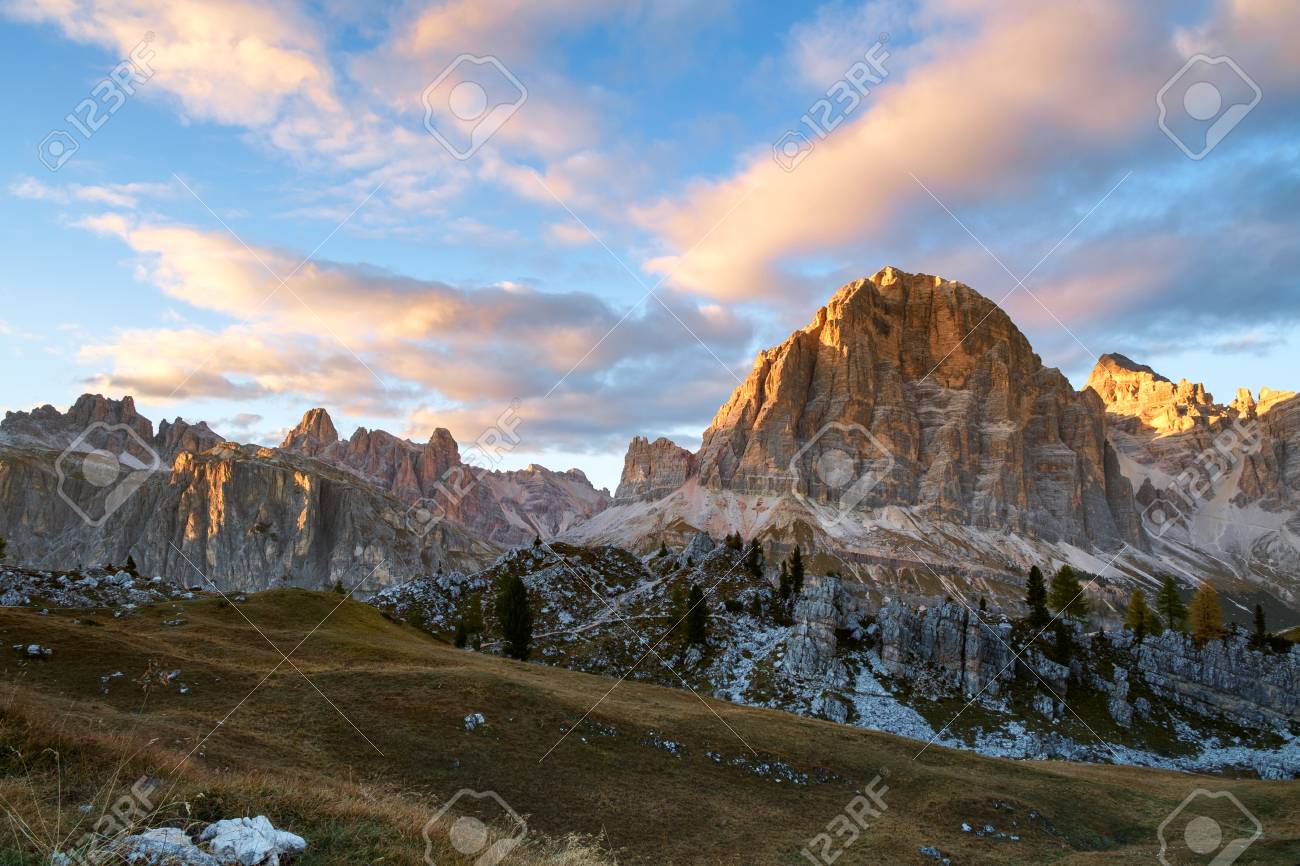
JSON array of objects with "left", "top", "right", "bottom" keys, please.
[{"left": 2, "top": 0, "right": 1298, "bottom": 492}]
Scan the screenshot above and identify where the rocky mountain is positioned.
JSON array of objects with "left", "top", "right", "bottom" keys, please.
[
  {"left": 276, "top": 408, "right": 611, "bottom": 545},
  {"left": 1085, "top": 352, "right": 1300, "bottom": 607},
  {"left": 567, "top": 268, "right": 1300, "bottom": 624},
  {"left": 0, "top": 396, "right": 608, "bottom": 590}
]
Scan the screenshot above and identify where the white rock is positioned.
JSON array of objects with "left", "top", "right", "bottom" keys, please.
[
  {"left": 123, "top": 827, "right": 220, "bottom": 866},
  {"left": 464, "top": 712, "right": 487, "bottom": 731},
  {"left": 199, "top": 815, "right": 307, "bottom": 865}
]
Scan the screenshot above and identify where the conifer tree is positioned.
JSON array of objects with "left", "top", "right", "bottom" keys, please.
[
  {"left": 789, "top": 546, "right": 805, "bottom": 597},
  {"left": 686, "top": 583, "right": 708, "bottom": 645},
  {"left": 1125, "top": 589, "right": 1152, "bottom": 642},
  {"left": 1025, "top": 565, "right": 1049, "bottom": 628},
  {"left": 455, "top": 591, "right": 484, "bottom": 649},
  {"left": 125, "top": 554, "right": 138, "bottom": 575},
  {"left": 0, "top": 537, "right": 6, "bottom": 561},
  {"left": 1155, "top": 576, "right": 1187, "bottom": 632},
  {"left": 744, "top": 539, "right": 764, "bottom": 578},
  {"left": 1252, "top": 604, "right": 1268, "bottom": 647},
  {"left": 1048, "top": 565, "right": 1089, "bottom": 621},
  {"left": 778, "top": 561, "right": 791, "bottom": 602},
  {"left": 495, "top": 573, "right": 534, "bottom": 660},
  {"left": 1188, "top": 584, "right": 1225, "bottom": 646},
  {"left": 978, "top": 596, "right": 988, "bottom": 615},
  {"left": 1054, "top": 619, "right": 1072, "bottom": 663},
  {"left": 670, "top": 581, "right": 687, "bottom": 624},
  {"left": 658, "top": 541, "right": 669, "bottom": 558}
]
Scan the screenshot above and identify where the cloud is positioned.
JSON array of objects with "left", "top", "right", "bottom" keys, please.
[
  {"left": 73, "top": 214, "right": 753, "bottom": 450},
  {"left": 638, "top": 0, "right": 1176, "bottom": 302},
  {"left": 637, "top": 0, "right": 1300, "bottom": 308},
  {"left": 786, "top": 0, "right": 910, "bottom": 86},
  {"left": 11, "top": 176, "right": 175, "bottom": 208}
]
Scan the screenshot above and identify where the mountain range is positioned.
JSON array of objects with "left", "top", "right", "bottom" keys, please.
[{"left": 2, "top": 267, "right": 1297, "bottom": 624}]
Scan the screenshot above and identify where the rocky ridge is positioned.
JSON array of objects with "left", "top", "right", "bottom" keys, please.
[
  {"left": 276, "top": 407, "right": 611, "bottom": 545},
  {"left": 0, "top": 396, "right": 606, "bottom": 590}
]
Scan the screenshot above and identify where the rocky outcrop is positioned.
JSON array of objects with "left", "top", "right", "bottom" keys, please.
[
  {"left": 1116, "top": 630, "right": 1300, "bottom": 728},
  {"left": 876, "top": 600, "right": 1018, "bottom": 697},
  {"left": 616, "top": 436, "right": 694, "bottom": 502},
  {"left": 278, "top": 408, "right": 611, "bottom": 546},
  {"left": 1085, "top": 353, "right": 1220, "bottom": 435},
  {"left": 784, "top": 576, "right": 844, "bottom": 680}
]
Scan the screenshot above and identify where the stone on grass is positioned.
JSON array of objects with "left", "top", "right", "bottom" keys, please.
[{"left": 199, "top": 815, "right": 307, "bottom": 865}]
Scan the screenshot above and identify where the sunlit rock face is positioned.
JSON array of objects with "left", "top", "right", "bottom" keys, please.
[
  {"left": 0, "top": 396, "right": 606, "bottom": 589},
  {"left": 621, "top": 267, "right": 1143, "bottom": 549}
]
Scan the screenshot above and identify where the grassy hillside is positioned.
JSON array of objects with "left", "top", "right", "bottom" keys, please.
[{"left": 1, "top": 590, "right": 1297, "bottom": 864}]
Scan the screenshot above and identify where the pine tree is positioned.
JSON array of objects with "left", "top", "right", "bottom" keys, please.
[
  {"left": 332, "top": 580, "right": 346, "bottom": 595},
  {"left": 1025, "top": 565, "right": 1049, "bottom": 628},
  {"left": 670, "top": 581, "right": 687, "bottom": 624},
  {"left": 1054, "top": 619, "right": 1072, "bottom": 663},
  {"left": 454, "top": 591, "right": 484, "bottom": 649},
  {"left": 778, "top": 561, "right": 791, "bottom": 602},
  {"left": 495, "top": 573, "right": 534, "bottom": 660},
  {"left": 0, "top": 537, "right": 6, "bottom": 561},
  {"left": 1155, "top": 576, "right": 1187, "bottom": 632},
  {"left": 1188, "top": 584, "right": 1225, "bottom": 646},
  {"left": 1252, "top": 604, "right": 1268, "bottom": 647},
  {"left": 978, "top": 596, "right": 988, "bottom": 615},
  {"left": 658, "top": 541, "right": 669, "bottom": 558},
  {"left": 686, "top": 583, "right": 707, "bottom": 645},
  {"left": 724, "top": 532, "right": 743, "bottom": 551},
  {"left": 532, "top": 534, "right": 541, "bottom": 548},
  {"left": 1048, "top": 565, "right": 1089, "bottom": 621},
  {"left": 125, "top": 554, "right": 138, "bottom": 575},
  {"left": 744, "top": 539, "right": 764, "bottom": 578},
  {"left": 1124, "top": 589, "right": 1152, "bottom": 642},
  {"left": 789, "top": 546, "right": 805, "bottom": 597},
  {"left": 1144, "top": 607, "right": 1165, "bottom": 636}
]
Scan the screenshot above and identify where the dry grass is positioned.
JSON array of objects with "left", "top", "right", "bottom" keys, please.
[{"left": 0, "top": 589, "right": 1296, "bottom": 864}]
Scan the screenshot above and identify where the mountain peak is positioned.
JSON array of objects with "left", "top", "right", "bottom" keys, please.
[
  {"left": 1091, "top": 352, "right": 1169, "bottom": 383},
  {"left": 280, "top": 408, "right": 338, "bottom": 455},
  {"left": 1085, "top": 354, "right": 1217, "bottom": 432}
]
